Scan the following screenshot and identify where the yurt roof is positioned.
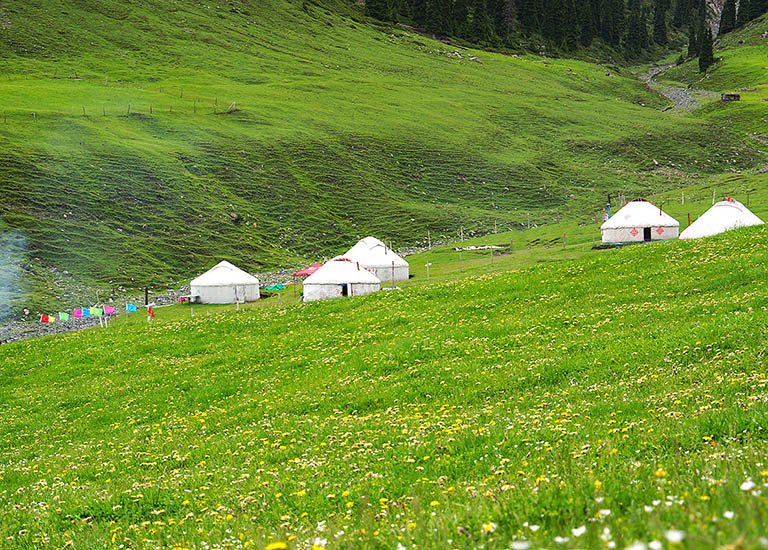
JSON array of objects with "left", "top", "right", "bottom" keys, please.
[
  {"left": 680, "top": 198, "right": 764, "bottom": 240},
  {"left": 601, "top": 198, "right": 680, "bottom": 230},
  {"left": 190, "top": 261, "right": 260, "bottom": 287},
  {"left": 304, "top": 258, "right": 381, "bottom": 285},
  {"left": 344, "top": 237, "right": 408, "bottom": 267}
]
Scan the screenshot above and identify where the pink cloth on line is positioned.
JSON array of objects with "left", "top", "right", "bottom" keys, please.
[
  {"left": 73, "top": 309, "right": 82, "bottom": 318},
  {"left": 104, "top": 306, "right": 116, "bottom": 314}
]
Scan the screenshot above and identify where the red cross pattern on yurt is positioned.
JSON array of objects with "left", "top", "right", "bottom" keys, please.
[
  {"left": 656, "top": 227, "right": 665, "bottom": 235},
  {"left": 630, "top": 228, "right": 639, "bottom": 237}
]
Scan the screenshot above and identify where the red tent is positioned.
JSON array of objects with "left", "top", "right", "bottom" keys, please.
[{"left": 292, "top": 263, "right": 322, "bottom": 277}]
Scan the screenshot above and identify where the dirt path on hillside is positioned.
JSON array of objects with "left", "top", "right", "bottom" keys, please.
[{"left": 641, "top": 63, "right": 720, "bottom": 111}]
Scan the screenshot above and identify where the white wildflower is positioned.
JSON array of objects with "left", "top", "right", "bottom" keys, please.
[
  {"left": 664, "top": 530, "right": 685, "bottom": 543},
  {"left": 741, "top": 480, "right": 756, "bottom": 492}
]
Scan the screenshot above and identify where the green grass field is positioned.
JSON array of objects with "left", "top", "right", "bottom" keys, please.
[
  {"left": 1, "top": 0, "right": 767, "bottom": 319},
  {"left": 3, "top": 6, "right": 768, "bottom": 548},
  {"left": 2, "top": 222, "right": 768, "bottom": 549}
]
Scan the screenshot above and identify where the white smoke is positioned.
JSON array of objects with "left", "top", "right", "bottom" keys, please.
[{"left": 0, "top": 220, "right": 28, "bottom": 321}]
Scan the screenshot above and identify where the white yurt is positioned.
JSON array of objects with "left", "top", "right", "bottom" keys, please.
[
  {"left": 190, "top": 261, "right": 260, "bottom": 304},
  {"left": 680, "top": 198, "right": 763, "bottom": 240},
  {"left": 303, "top": 257, "right": 381, "bottom": 302},
  {"left": 344, "top": 237, "right": 409, "bottom": 282},
  {"left": 601, "top": 198, "right": 680, "bottom": 244}
]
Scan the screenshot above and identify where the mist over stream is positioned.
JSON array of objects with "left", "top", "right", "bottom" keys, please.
[{"left": 0, "top": 220, "right": 28, "bottom": 321}]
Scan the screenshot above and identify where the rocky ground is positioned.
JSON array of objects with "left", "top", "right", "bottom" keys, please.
[{"left": 641, "top": 63, "right": 721, "bottom": 111}]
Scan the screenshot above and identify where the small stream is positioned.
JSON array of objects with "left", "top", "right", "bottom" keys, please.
[{"left": 641, "top": 63, "right": 720, "bottom": 111}]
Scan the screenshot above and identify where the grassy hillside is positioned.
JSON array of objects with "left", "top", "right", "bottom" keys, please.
[
  {"left": 0, "top": 0, "right": 765, "bottom": 319},
  {"left": 652, "top": 14, "right": 768, "bottom": 207},
  {"left": 661, "top": 13, "right": 768, "bottom": 91},
  {"left": 2, "top": 225, "right": 768, "bottom": 549}
]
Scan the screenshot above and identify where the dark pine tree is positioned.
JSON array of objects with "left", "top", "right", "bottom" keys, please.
[
  {"left": 579, "top": 0, "right": 596, "bottom": 45},
  {"left": 412, "top": 0, "right": 427, "bottom": 26},
  {"left": 498, "top": 0, "right": 517, "bottom": 38},
  {"left": 472, "top": 0, "right": 497, "bottom": 42},
  {"left": 453, "top": 0, "right": 471, "bottom": 37},
  {"left": 625, "top": 0, "right": 645, "bottom": 55},
  {"left": 736, "top": 0, "right": 752, "bottom": 26},
  {"left": 751, "top": 0, "right": 768, "bottom": 19},
  {"left": 610, "top": 0, "right": 626, "bottom": 46},
  {"left": 442, "top": 0, "right": 457, "bottom": 34},
  {"left": 542, "top": 0, "right": 563, "bottom": 42},
  {"left": 516, "top": 0, "right": 539, "bottom": 33},
  {"left": 698, "top": 18, "right": 715, "bottom": 71},
  {"left": 424, "top": 0, "right": 444, "bottom": 33},
  {"left": 562, "top": 0, "right": 579, "bottom": 49},
  {"left": 487, "top": 0, "right": 505, "bottom": 32},
  {"left": 599, "top": 0, "right": 616, "bottom": 44},
  {"left": 672, "top": 0, "right": 690, "bottom": 27},
  {"left": 590, "top": 0, "right": 601, "bottom": 32},
  {"left": 653, "top": 0, "right": 668, "bottom": 43},
  {"left": 687, "top": 22, "right": 698, "bottom": 57},
  {"left": 640, "top": 4, "right": 650, "bottom": 47},
  {"left": 366, "top": 0, "right": 397, "bottom": 21},
  {"left": 718, "top": 0, "right": 736, "bottom": 35}
]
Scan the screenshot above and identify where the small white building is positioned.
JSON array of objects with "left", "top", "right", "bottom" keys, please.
[
  {"left": 344, "top": 237, "right": 409, "bottom": 282},
  {"left": 190, "top": 261, "right": 260, "bottom": 304},
  {"left": 303, "top": 257, "right": 381, "bottom": 302},
  {"left": 601, "top": 198, "right": 679, "bottom": 244},
  {"left": 680, "top": 198, "right": 763, "bottom": 240}
]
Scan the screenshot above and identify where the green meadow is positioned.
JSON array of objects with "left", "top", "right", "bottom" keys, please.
[
  {"left": 2, "top": 223, "right": 768, "bottom": 549},
  {"left": 1, "top": 0, "right": 767, "bottom": 318}
]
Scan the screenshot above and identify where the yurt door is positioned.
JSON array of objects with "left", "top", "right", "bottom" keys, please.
[{"left": 643, "top": 228, "right": 651, "bottom": 241}]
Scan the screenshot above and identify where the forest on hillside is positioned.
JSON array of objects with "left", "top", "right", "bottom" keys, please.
[{"left": 365, "top": 0, "right": 768, "bottom": 61}]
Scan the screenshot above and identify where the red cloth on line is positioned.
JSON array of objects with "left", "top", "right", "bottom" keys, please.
[
  {"left": 292, "top": 263, "right": 322, "bottom": 277},
  {"left": 148, "top": 307, "right": 155, "bottom": 318},
  {"left": 40, "top": 314, "right": 49, "bottom": 323}
]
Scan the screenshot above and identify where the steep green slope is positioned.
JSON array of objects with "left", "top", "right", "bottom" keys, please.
[
  {"left": 1, "top": 227, "right": 768, "bottom": 549},
  {"left": 0, "top": 0, "right": 764, "bottom": 318},
  {"left": 661, "top": 13, "right": 768, "bottom": 91}
]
